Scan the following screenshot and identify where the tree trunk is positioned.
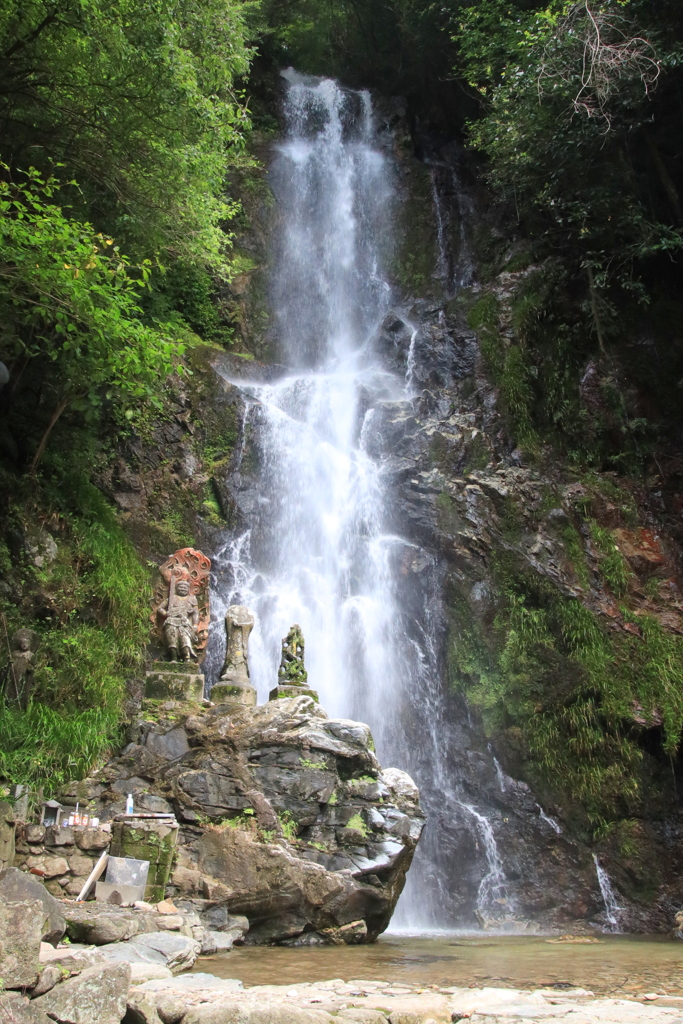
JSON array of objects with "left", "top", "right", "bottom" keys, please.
[
  {"left": 586, "top": 265, "right": 606, "bottom": 356},
  {"left": 29, "top": 393, "right": 71, "bottom": 473}
]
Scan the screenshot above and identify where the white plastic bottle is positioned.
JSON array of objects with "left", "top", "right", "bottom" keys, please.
[{"left": 126, "top": 793, "right": 134, "bottom": 815}]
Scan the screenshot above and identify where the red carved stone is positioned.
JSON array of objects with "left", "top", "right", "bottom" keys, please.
[{"left": 151, "top": 548, "right": 211, "bottom": 658}]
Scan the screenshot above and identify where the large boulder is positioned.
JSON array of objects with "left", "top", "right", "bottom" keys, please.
[
  {"left": 58, "top": 695, "right": 425, "bottom": 945},
  {"left": 0, "top": 898, "right": 44, "bottom": 988},
  {"left": 0, "top": 867, "right": 66, "bottom": 945},
  {"left": 32, "top": 962, "right": 131, "bottom": 1024}
]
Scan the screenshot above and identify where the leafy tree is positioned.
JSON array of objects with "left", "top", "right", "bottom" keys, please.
[
  {"left": 457, "top": 0, "right": 683, "bottom": 306},
  {"left": 0, "top": 0, "right": 255, "bottom": 272},
  {"left": 0, "top": 167, "right": 184, "bottom": 467}
]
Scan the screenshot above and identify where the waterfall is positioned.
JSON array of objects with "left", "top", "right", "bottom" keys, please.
[
  {"left": 209, "top": 69, "right": 509, "bottom": 932},
  {"left": 593, "top": 855, "right": 624, "bottom": 932},
  {"left": 460, "top": 803, "right": 515, "bottom": 929},
  {"left": 538, "top": 806, "right": 563, "bottom": 835}
]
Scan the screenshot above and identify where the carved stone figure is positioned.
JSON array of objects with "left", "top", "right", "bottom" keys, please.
[
  {"left": 151, "top": 548, "right": 211, "bottom": 663},
  {"left": 278, "top": 624, "right": 308, "bottom": 684},
  {"left": 159, "top": 579, "right": 199, "bottom": 662},
  {"left": 210, "top": 604, "right": 257, "bottom": 707},
  {"left": 220, "top": 605, "right": 254, "bottom": 683},
  {"left": 3, "top": 629, "right": 38, "bottom": 709}
]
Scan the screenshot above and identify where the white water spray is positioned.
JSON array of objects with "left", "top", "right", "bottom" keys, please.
[
  {"left": 210, "top": 72, "right": 432, "bottom": 775},
  {"left": 460, "top": 803, "right": 515, "bottom": 928},
  {"left": 538, "top": 807, "right": 563, "bottom": 835},
  {"left": 208, "top": 70, "right": 516, "bottom": 932},
  {"left": 593, "top": 854, "right": 624, "bottom": 932}
]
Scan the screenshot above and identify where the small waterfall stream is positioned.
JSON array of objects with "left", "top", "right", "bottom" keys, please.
[{"left": 593, "top": 855, "right": 625, "bottom": 932}]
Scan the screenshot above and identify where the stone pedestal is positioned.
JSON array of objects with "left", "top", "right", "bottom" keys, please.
[
  {"left": 110, "top": 817, "right": 179, "bottom": 903},
  {"left": 211, "top": 676, "right": 257, "bottom": 707},
  {"left": 269, "top": 684, "right": 319, "bottom": 703},
  {"left": 145, "top": 662, "right": 204, "bottom": 703}
]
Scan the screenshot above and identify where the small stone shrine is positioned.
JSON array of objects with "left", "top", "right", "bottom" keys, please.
[
  {"left": 269, "top": 623, "right": 319, "bottom": 701},
  {"left": 146, "top": 548, "right": 211, "bottom": 703},
  {"left": 211, "top": 604, "right": 257, "bottom": 707}
]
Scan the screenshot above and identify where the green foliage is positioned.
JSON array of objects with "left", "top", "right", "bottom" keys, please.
[
  {"left": 299, "top": 756, "right": 328, "bottom": 770},
  {"left": 562, "top": 525, "right": 590, "bottom": 587},
  {"left": 589, "top": 521, "right": 632, "bottom": 596},
  {"left": 450, "top": 552, "right": 683, "bottom": 830},
  {"left": 346, "top": 812, "right": 369, "bottom": 837},
  {"left": 451, "top": 1, "right": 683, "bottom": 469},
  {"left": 0, "top": 472, "right": 150, "bottom": 791},
  {"left": 0, "top": 0, "right": 255, "bottom": 270},
  {"left": 278, "top": 810, "right": 298, "bottom": 841},
  {"left": 0, "top": 168, "right": 188, "bottom": 463},
  {"left": 0, "top": 703, "right": 122, "bottom": 794},
  {"left": 459, "top": 0, "right": 683, "bottom": 289}
]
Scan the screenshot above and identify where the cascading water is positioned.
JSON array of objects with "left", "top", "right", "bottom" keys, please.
[
  {"left": 208, "top": 69, "right": 515, "bottom": 932},
  {"left": 460, "top": 803, "right": 514, "bottom": 928},
  {"left": 209, "top": 70, "right": 409, "bottom": 730},
  {"left": 593, "top": 855, "right": 625, "bottom": 933}
]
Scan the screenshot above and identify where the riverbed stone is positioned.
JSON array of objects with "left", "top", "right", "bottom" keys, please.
[
  {"left": 0, "top": 898, "right": 43, "bottom": 988},
  {"left": 0, "top": 993, "right": 52, "bottom": 1024},
  {"left": 0, "top": 867, "right": 65, "bottom": 945},
  {"left": 31, "top": 965, "right": 63, "bottom": 998},
  {"left": 32, "top": 962, "right": 131, "bottom": 1024},
  {"left": 63, "top": 904, "right": 140, "bottom": 944}
]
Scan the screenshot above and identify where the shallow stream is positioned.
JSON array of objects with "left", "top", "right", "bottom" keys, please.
[{"left": 194, "top": 934, "right": 683, "bottom": 997}]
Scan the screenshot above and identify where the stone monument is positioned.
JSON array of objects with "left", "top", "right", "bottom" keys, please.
[
  {"left": 269, "top": 624, "right": 318, "bottom": 702},
  {"left": 2, "top": 628, "right": 38, "bottom": 709},
  {"left": 146, "top": 548, "right": 211, "bottom": 704},
  {"left": 211, "top": 605, "right": 257, "bottom": 707}
]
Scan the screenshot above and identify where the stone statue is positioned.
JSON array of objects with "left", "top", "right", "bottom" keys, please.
[
  {"left": 220, "top": 605, "right": 254, "bottom": 684},
  {"left": 210, "top": 605, "right": 257, "bottom": 706},
  {"left": 278, "top": 624, "right": 308, "bottom": 684},
  {"left": 3, "top": 629, "right": 38, "bottom": 709},
  {"left": 269, "top": 623, "right": 317, "bottom": 702},
  {"left": 159, "top": 578, "right": 199, "bottom": 662},
  {"left": 151, "top": 548, "right": 211, "bottom": 663}
]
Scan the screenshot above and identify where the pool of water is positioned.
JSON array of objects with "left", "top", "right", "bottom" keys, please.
[{"left": 194, "top": 933, "right": 683, "bottom": 997}]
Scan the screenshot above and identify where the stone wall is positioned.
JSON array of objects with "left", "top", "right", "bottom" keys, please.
[{"left": 13, "top": 823, "right": 110, "bottom": 898}]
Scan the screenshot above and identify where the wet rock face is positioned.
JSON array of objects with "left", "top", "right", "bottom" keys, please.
[{"left": 68, "top": 696, "right": 425, "bottom": 944}]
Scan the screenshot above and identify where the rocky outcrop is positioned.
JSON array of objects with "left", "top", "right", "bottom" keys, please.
[{"left": 58, "top": 694, "right": 424, "bottom": 944}]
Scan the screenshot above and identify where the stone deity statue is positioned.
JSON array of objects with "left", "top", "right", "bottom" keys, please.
[
  {"left": 220, "top": 605, "right": 254, "bottom": 684},
  {"left": 158, "top": 578, "right": 199, "bottom": 662},
  {"left": 278, "top": 624, "right": 308, "bottom": 685},
  {"left": 151, "top": 548, "right": 211, "bottom": 663},
  {"left": 3, "top": 629, "right": 38, "bottom": 709}
]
